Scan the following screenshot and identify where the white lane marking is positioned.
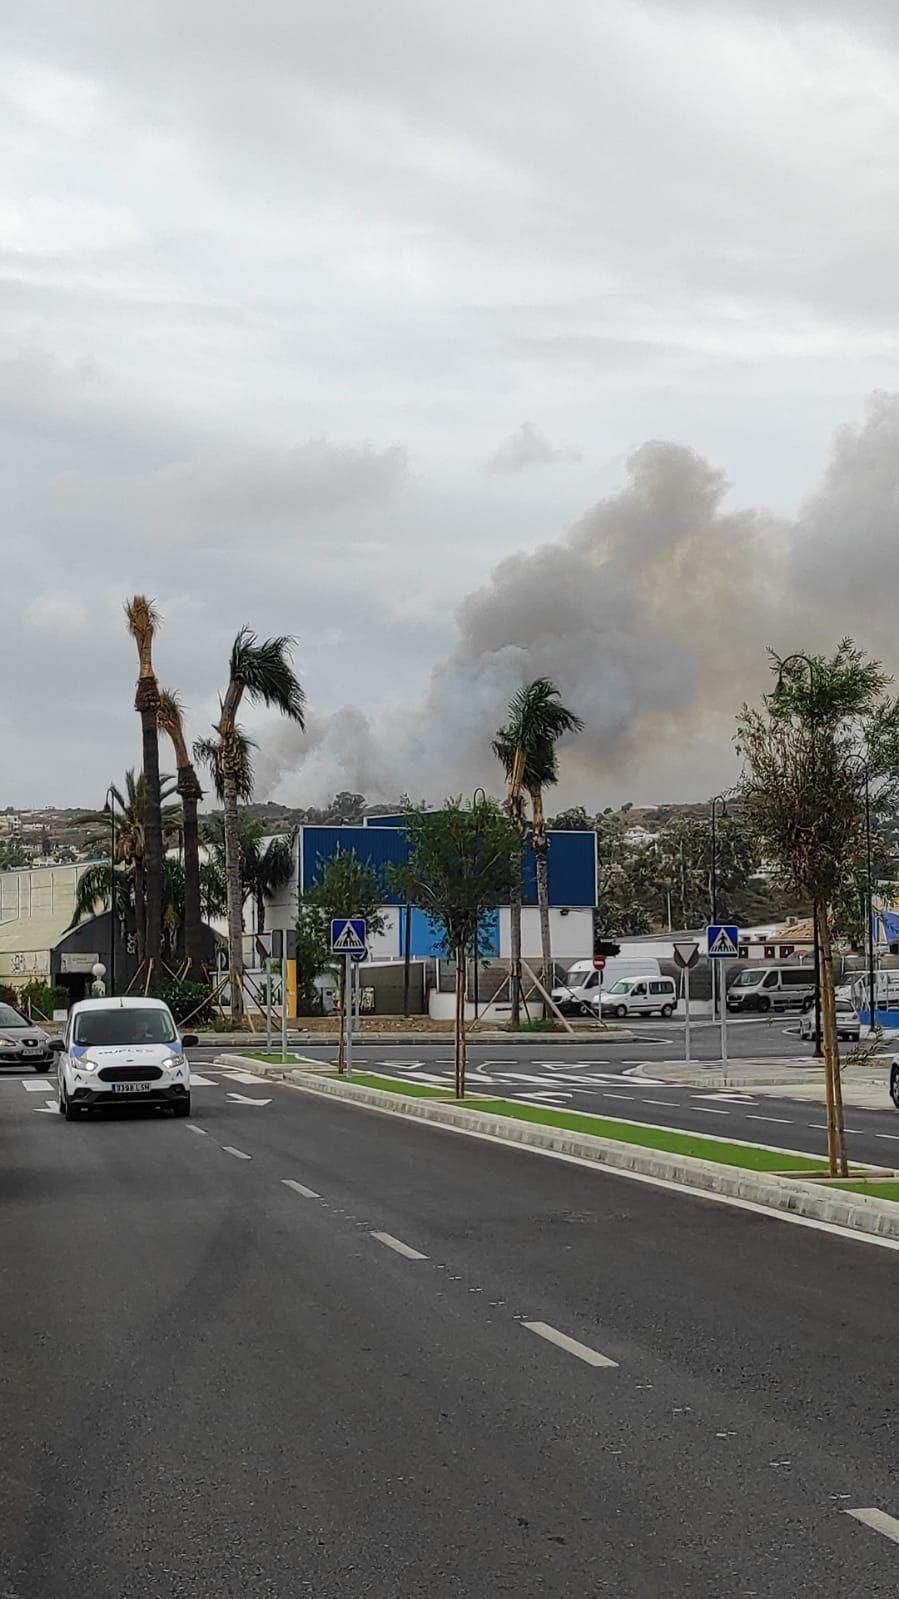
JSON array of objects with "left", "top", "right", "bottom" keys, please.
[
  {"left": 603, "top": 1092, "right": 634, "bottom": 1101},
  {"left": 747, "top": 1115, "right": 793, "bottom": 1125},
  {"left": 693, "top": 1107, "right": 729, "bottom": 1115},
  {"left": 282, "top": 1178, "right": 320, "bottom": 1199},
  {"left": 524, "top": 1091, "right": 572, "bottom": 1101},
  {"left": 222, "top": 1145, "right": 251, "bottom": 1160},
  {"left": 189, "top": 1073, "right": 219, "bottom": 1087},
  {"left": 21, "top": 1078, "right": 56, "bottom": 1092},
  {"left": 875, "top": 1133, "right": 899, "bottom": 1141},
  {"left": 644, "top": 1098, "right": 679, "bottom": 1107},
  {"left": 34, "top": 1101, "right": 58, "bottom": 1113},
  {"left": 370, "top": 1231, "right": 427, "bottom": 1260},
  {"left": 845, "top": 1507, "right": 899, "bottom": 1546},
  {"left": 185, "top": 1124, "right": 208, "bottom": 1136},
  {"left": 220, "top": 1069, "right": 271, "bottom": 1084},
  {"left": 226, "top": 1092, "right": 273, "bottom": 1105},
  {"left": 523, "top": 1321, "right": 618, "bottom": 1369}
]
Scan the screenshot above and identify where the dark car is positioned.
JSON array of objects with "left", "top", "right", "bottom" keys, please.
[{"left": 0, "top": 1002, "right": 54, "bottom": 1071}]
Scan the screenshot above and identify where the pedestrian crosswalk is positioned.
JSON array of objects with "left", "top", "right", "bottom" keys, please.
[{"left": 1, "top": 1063, "right": 275, "bottom": 1112}]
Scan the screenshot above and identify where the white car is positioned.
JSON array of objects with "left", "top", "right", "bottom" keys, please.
[
  {"left": 798, "top": 998, "right": 860, "bottom": 1043},
  {"left": 52, "top": 997, "right": 197, "bottom": 1121}
]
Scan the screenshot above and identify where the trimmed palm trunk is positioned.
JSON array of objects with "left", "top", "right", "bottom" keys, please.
[
  {"left": 136, "top": 676, "right": 163, "bottom": 973},
  {"left": 530, "top": 786, "right": 553, "bottom": 997},
  {"left": 221, "top": 745, "right": 245, "bottom": 1023},
  {"left": 509, "top": 860, "right": 522, "bottom": 1027},
  {"left": 454, "top": 943, "right": 467, "bottom": 1097},
  {"left": 179, "top": 768, "right": 203, "bottom": 974}
]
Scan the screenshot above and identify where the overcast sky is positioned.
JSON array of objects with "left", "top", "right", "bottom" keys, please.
[{"left": 6, "top": 0, "right": 899, "bottom": 809}]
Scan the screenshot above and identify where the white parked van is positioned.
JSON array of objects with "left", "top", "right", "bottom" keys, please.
[
  {"left": 725, "top": 964, "right": 815, "bottom": 1014},
  {"left": 599, "top": 975, "right": 677, "bottom": 1019},
  {"left": 552, "top": 957, "right": 662, "bottom": 1017}
]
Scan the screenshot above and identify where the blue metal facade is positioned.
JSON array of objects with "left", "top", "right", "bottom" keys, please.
[{"left": 300, "top": 823, "right": 596, "bottom": 907}]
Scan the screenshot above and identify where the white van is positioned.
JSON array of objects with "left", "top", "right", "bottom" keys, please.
[
  {"left": 599, "top": 975, "right": 677, "bottom": 1019},
  {"left": 52, "top": 997, "right": 197, "bottom": 1120},
  {"left": 552, "top": 957, "right": 662, "bottom": 1017},
  {"left": 725, "top": 964, "right": 815, "bottom": 1014}
]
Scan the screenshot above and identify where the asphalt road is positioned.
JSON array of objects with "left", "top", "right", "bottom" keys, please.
[{"left": 5, "top": 1062, "right": 899, "bottom": 1594}]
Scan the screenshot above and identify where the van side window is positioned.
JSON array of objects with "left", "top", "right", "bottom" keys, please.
[
  {"left": 763, "top": 971, "right": 779, "bottom": 988},
  {"left": 632, "top": 983, "right": 647, "bottom": 996},
  {"left": 649, "top": 980, "right": 665, "bottom": 994},
  {"left": 584, "top": 971, "right": 597, "bottom": 989}
]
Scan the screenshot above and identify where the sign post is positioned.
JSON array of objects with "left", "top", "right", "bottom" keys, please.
[
  {"left": 673, "top": 941, "right": 700, "bottom": 1062},
  {"left": 256, "top": 933, "right": 273, "bottom": 1053},
  {"left": 707, "top": 924, "right": 739, "bottom": 1082},
  {"left": 592, "top": 954, "right": 606, "bottom": 1024},
  {"left": 330, "top": 919, "right": 368, "bottom": 1080}
]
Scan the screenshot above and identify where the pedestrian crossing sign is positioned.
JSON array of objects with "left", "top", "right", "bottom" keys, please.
[
  {"left": 330, "top": 917, "right": 368, "bottom": 959},
  {"left": 707, "top": 923, "right": 739, "bottom": 958}
]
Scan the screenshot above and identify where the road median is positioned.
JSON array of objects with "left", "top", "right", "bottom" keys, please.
[{"left": 218, "top": 1053, "right": 899, "bottom": 1243}]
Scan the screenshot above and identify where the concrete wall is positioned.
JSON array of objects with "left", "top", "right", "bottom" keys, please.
[{"left": 498, "top": 907, "right": 593, "bottom": 961}]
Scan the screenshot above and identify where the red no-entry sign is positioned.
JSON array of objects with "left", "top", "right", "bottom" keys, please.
[{"left": 592, "top": 955, "right": 606, "bottom": 971}]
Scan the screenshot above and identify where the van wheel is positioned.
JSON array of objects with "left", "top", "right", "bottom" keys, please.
[
  {"left": 891, "top": 1069, "right": 899, "bottom": 1110},
  {"left": 172, "top": 1097, "right": 191, "bottom": 1118},
  {"left": 579, "top": 1003, "right": 593, "bottom": 1017},
  {"left": 64, "top": 1090, "right": 81, "bottom": 1121},
  {"left": 757, "top": 997, "right": 771, "bottom": 1013},
  {"left": 614, "top": 1004, "right": 627, "bottom": 1019},
  {"left": 661, "top": 1004, "right": 674, "bottom": 1019}
]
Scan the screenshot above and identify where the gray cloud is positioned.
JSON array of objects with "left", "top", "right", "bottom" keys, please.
[{"left": 485, "top": 422, "right": 582, "bottom": 474}]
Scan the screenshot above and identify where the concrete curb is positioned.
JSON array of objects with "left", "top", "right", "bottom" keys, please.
[{"left": 244, "top": 1063, "right": 899, "bottom": 1244}]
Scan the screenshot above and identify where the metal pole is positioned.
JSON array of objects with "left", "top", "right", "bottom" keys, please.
[
  {"left": 344, "top": 953, "right": 353, "bottom": 1079},
  {"left": 266, "top": 957, "right": 272, "bottom": 1053},
  {"left": 684, "top": 962, "right": 692, "bottom": 1063},
  {"left": 280, "top": 949, "right": 287, "bottom": 1064},
  {"left": 403, "top": 899, "right": 412, "bottom": 1017},
  {"left": 865, "top": 769, "right": 876, "bottom": 1036},
  {"left": 719, "top": 964, "right": 728, "bottom": 1084}
]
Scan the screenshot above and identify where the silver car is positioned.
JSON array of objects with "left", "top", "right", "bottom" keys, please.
[
  {"left": 798, "top": 998, "right": 860, "bottom": 1043},
  {"left": 0, "top": 1001, "right": 54, "bottom": 1070}
]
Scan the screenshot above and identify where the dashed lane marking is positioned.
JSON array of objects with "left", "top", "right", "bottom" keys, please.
[
  {"left": 185, "top": 1124, "right": 208, "bottom": 1136},
  {"left": 282, "top": 1179, "right": 320, "bottom": 1199},
  {"left": 845, "top": 1507, "right": 899, "bottom": 1547},
  {"left": 222, "top": 1145, "right": 251, "bottom": 1160},
  {"left": 370, "top": 1231, "right": 427, "bottom": 1261},
  {"left": 523, "top": 1321, "right": 618, "bottom": 1369}
]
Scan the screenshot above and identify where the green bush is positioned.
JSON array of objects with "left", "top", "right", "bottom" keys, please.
[
  {"left": 19, "top": 979, "right": 68, "bottom": 1021},
  {"left": 150, "top": 977, "right": 216, "bottom": 1027},
  {"left": 513, "top": 1017, "right": 564, "bottom": 1033}
]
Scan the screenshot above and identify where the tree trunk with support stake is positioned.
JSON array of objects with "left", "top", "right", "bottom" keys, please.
[
  {"left": 818, "top": 907, "right": 848, "bottom": 1177},
  {"left": 509, "top": 857, "right": 522, "bottom": 1028},
  {"left": 221, "top": 746, "right": 245, "bottom": 1023},
  {"left": 454, "top": 946, "right": 467, "bottom": 1098}
]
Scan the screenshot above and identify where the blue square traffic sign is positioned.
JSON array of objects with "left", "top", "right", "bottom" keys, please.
[
  {"left": 707, "top": 924, "right": 739, "bottom": 958},
  {"left": 330, "top": 917, "right": 368, "bottom": 960}
]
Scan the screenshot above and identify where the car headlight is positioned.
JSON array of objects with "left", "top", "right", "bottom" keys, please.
[
  {"left": 76, "top": 1057, "right": 99, "bottom": 1073},
  {"left": 161, "top": 1055, "right": 182, "bottom": 1070}
]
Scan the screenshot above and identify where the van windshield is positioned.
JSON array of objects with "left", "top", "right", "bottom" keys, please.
[
  {"left": 731, "top": 970, "right": 763, "bottom": 988},
  {"left": 73, "top": 1008, "right": 177, "bottom": 1046},
  {"left": 606, "top": 979, "right": 634, "bottom": 994}
]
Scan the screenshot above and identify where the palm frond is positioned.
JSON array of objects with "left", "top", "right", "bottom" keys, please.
[
  {"left": 228, "top": 626, "right": 306, "bottom": 725},
  {"left": 194, "top": 727, "right": 256, "bottom": 803}
]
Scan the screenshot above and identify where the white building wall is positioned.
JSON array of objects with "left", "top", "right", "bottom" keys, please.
[{"left": 498, "top": 907, "right": 593, "bottom": 961}]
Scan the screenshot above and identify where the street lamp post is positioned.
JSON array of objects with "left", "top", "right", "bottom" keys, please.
[
  {"left": 103, "top": 786, "right": 117, "bottom": 996},
  {"left": 471, "top": 789, "right": 487, "bottom": 1019}
]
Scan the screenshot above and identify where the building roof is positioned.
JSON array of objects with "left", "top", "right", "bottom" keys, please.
[{"left": 0, "top": 913, "right": 75, "bottom": 954}]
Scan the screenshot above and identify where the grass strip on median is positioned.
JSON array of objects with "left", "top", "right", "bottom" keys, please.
[
  {"left": 346, "top": 1073, "right": 826, "bottom": 1173},
  {"left": 834, "top": 1180, "right": 899, "bottom": 1201}
]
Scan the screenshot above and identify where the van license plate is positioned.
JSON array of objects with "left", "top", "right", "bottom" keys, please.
[{"left": 111, "top": 1082, "right": 154, "bottom": 1094}]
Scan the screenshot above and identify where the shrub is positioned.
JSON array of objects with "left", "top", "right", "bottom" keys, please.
[{"left": 151, "top": 977, "right": 216, "bottom": 1027}]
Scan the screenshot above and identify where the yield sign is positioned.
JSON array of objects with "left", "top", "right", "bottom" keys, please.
[{"left": 673, "top": 941, "right": 700, "bottom": 969}]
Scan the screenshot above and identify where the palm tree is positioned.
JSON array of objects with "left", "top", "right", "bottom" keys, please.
[
  {"left": 201, "top": 816, "right": 293, "bottom": 933},
  {"left": 247, "top": 835, "right": 295, "bottom": 934},
  {"left": 69, "top": 862, "right": 133, "bottom": 931},
  {"left": 203, "top": 629, "right": 305, "bottom": 1020},
  {"left": 494, "top": 679, "right": 583, "bottom": 1007},
  {"left": 125, "top": 596, "right": 164, "bottom": 977},
  {"left": 158, "top": 689, "right": 205, "bottom": 977},
  {"left": 73, "top": 773, "right": 179, "bottom": 966}
]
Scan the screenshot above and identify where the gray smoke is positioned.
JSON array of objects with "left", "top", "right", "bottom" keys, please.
[{"left": 256, "top": 394, "right": 899, "bottom": 807}]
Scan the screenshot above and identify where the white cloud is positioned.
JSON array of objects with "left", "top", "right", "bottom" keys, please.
[
  {"left": 485, "top": 422, "right": 582, "bottom": 474},
  {"left": 23, "top": 591, "right": 90, "bottom": 637}
]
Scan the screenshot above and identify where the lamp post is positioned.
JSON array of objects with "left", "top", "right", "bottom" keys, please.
[
  {"left": 708, "top": 794, "right": 728, "bottom": 1020},
  {"left": 103, "top": 786, "right": 117, "bottom": 996},
  {"left": 775, "top": 653, "right": 823, "bottom": 1057}
]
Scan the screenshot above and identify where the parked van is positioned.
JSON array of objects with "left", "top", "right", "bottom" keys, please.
[
  {"left": 552, "top": 957, "right": 662, "bottom": 1017},
  {"left": 725, "top": 964, "right": 815, "bottom": 1013},
  {"left": 599, "top": 975, "right": 678, "bottom": 1019}
]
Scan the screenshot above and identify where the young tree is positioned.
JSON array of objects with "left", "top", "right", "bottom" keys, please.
[
  {"left": 201, "top": 629, "right": 305, "bottom": 1022},
  {"left": 293, "top": 903, "right": 335, "bottom": 1016},
  {"left": 736, "top": 640, "right": 899, "bottom": 1176},
  {"left": 125, "top": 596, "right": 164, "bottom": 973},
  {"left": 493, "top": 680, "right": 583, "bottom": 1015},
  {"left": 158, "top": 689, "right": 205, "bottom": 976},
  {"left": 393, "top": 798, "right": 517, "bottom": 1097},
  {"left": 303, "top": 849, "right": 386, "bottom": 1070}
]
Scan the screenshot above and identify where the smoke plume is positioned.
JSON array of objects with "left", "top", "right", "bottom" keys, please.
[{"left": 255, "top": 394, "right": 899, "bottom": 807}]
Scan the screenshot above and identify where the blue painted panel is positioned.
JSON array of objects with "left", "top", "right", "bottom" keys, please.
[
  {"left": 364, "top": 814, "right": 405, "bottom": 828},
  {"left": 399, "top": 906, "right": 500, "bottom": 959},
  {"left": 301, "top": 826, "right": 410, "bottom": 905}
]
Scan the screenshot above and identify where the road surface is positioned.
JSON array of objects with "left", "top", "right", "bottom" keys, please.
[{"left": 4, "top": 1060, "right": 899, "bottom": 1595}]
